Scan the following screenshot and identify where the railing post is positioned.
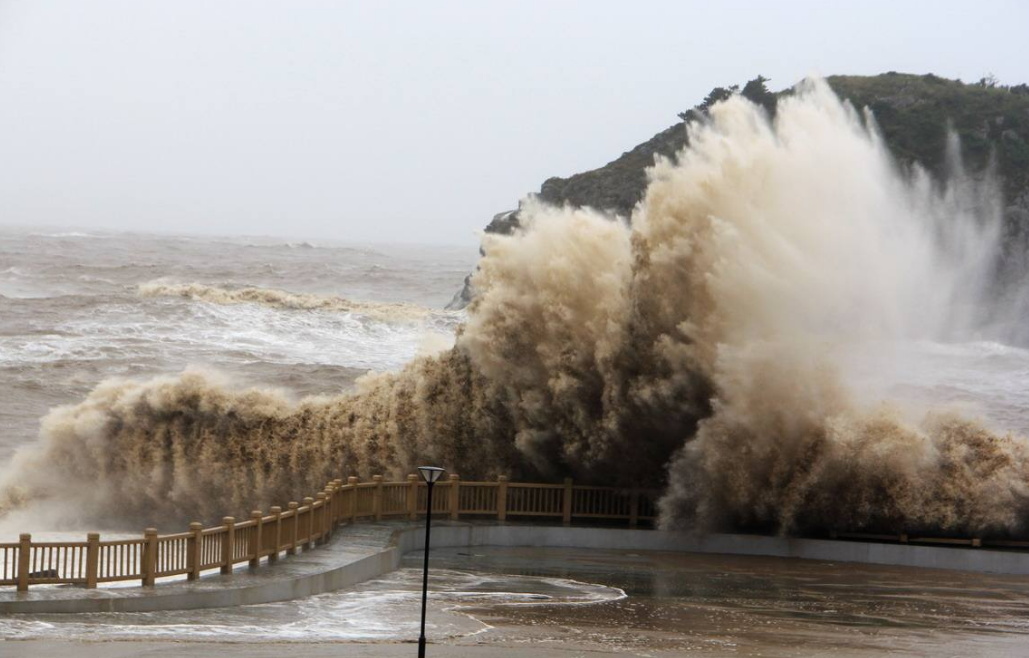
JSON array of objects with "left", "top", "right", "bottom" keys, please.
[
  {"left": 17, "top": 533, "right": 30, "bottom": 592},
  {"left": 287, "top": 502, "right": 299, "bottom": 555},
  {"left": 142, "top": 528, "right": 158, "bottom": 587},
  {"left": 337, "top": 481, "right": 345, "bottom": 526},
  {"left": 407, "top": 474, "right": 419, "bottom": 520},
  {"left": 348, "top": 476, "right": 359, "bottom": 523},
  {"left": 322, "top": 485, "right": 332, "bottom": 536},
  {"left": 221, "top": 516, "right": 235, "bottom": 575},
  {"left": 326, "top": 486, "right": 336, "bottom": 535},
  {"left": 249, "top": 510, "right": 263, "bottom": 568},
  {"left": 324, "top": 485, "right": 335, "bottom": 539},
  {"left": 629, "top": 490, "right": 640, "bottom": 528},
  {"left": 562, "top": 478, "right": 573, "bottom": 526},
  {"left": 332, "top": 479, "right": 343, "bottom": 526},
  {"left": 497, "top": 476, "right": 508, "bottom": 522},
  {"left": 372, "top": 475, "right": 384, "bottom": 521},
  {"left": 303, "top": 497, "right": 315, "bottom": 548},
  {"left": 187, "top": 523, "right": 203, "bottom": 581},
  {"left": 269, "top": 506, "right": 282, "bottom": 563},
  {"left": 85, "top": 532, "right": 100, "bottom": 589},
  {"left": 449, "top": 474, "right": 460, "bottom": 521},
  {"left": 315, "top": 493, "right": 327, "bottom": 544}
]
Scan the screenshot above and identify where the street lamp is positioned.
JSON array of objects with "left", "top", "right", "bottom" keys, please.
[{"left": 416, "top": 465, "right": 445, "bottom": 658}]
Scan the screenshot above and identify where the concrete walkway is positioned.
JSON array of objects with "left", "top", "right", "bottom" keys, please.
[{"left": 7, "top": 521, "right": 1029, "bottom": 614}]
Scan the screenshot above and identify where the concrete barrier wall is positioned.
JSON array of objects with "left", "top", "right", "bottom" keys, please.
[
  {"left": 7, "top": 523, "right": 1029, "bottom": 614},
  {"left": 405, "top": 525, "right": 1029, "bottom": 576}
]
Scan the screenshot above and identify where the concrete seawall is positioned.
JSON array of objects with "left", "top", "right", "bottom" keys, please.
[
  {"left": 421, "top": 524, "right": 1029, "bottom": 575},
  {"left": 5, "top": 522, "right": 1029, "bottom": 614}
]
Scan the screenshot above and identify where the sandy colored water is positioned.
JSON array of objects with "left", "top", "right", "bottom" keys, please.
[{"left": 0, "top": 228, "right": 474, "bottom": 462}]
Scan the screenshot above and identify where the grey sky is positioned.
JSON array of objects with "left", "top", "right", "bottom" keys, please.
[{"left": 0, "top": 0, "right": 1025, "bottom": 246}]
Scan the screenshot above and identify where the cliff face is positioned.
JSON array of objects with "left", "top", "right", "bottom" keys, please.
[
  {"left": 536, "top": 122, "right": 686, "bottom": 220},
  {"left": 448, "top": 73, "right": 1029, "bottom": 309}
]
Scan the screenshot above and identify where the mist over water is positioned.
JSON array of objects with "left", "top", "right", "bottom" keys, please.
[{"left": 3, "top": 79, "right": 1029, "bottom": 538}]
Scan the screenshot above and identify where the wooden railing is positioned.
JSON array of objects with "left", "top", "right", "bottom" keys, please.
[{"left": 0, "top": 475, "right": 658, "bottom": 592}]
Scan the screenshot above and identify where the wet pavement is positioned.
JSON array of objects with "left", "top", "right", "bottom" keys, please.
[
  {"left": 428, "top": 546, "right": 1029, "bottom": 655},
  {"left": 5, "top": 544, "right": 1029, "bottom": 656}
]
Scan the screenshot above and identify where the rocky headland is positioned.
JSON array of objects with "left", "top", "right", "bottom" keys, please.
[{"left": 449, "top": 73, "right": 1029, "bottom": 309}]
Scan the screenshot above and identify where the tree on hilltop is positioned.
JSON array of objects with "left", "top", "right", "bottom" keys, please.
[{"left": 741, "top": 75, "right": 776, "bottom": 114}]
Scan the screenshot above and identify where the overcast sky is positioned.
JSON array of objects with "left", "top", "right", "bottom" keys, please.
[{"left": 0, "top": 0, "right": 1026, "bottom": 246}]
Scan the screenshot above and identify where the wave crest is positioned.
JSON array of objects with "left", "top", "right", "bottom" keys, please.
[{"left": 138, "top": 282, "right": 436, "bottom": 323}]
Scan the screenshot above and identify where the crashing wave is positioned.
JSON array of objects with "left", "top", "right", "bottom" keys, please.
[{"left": 4, "top": 78, "right": 1029, "bottom": 537}]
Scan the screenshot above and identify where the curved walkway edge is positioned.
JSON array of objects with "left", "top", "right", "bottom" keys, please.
[{"left": 5, "top": 522, "right": 1029, "bottom": 614}]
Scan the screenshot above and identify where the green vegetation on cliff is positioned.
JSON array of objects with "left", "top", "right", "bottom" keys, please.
[{"left": 493, "top": 73, "right": 1029, "bottom": 228}]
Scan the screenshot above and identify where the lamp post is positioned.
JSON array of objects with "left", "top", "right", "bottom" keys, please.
[{"left": 416, "top": 465, "right": 445, "bottom": 658}]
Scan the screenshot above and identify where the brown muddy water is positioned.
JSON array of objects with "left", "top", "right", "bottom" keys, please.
[{"left": 3, "top": 546, "right": 1029, "bottom": 656}]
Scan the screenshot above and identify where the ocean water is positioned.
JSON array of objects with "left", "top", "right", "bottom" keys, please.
[{"left": 0, "top": 226, "right": 476, "bottom": 463}]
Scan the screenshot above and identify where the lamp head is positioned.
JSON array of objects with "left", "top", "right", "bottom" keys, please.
[{"left": 417, "top": 466, "right": 446, "bottom": 484}]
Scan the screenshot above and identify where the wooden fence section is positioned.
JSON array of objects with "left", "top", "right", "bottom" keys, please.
[{"left": 2, "top": 475, "right": 658, "bottom": 592}]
